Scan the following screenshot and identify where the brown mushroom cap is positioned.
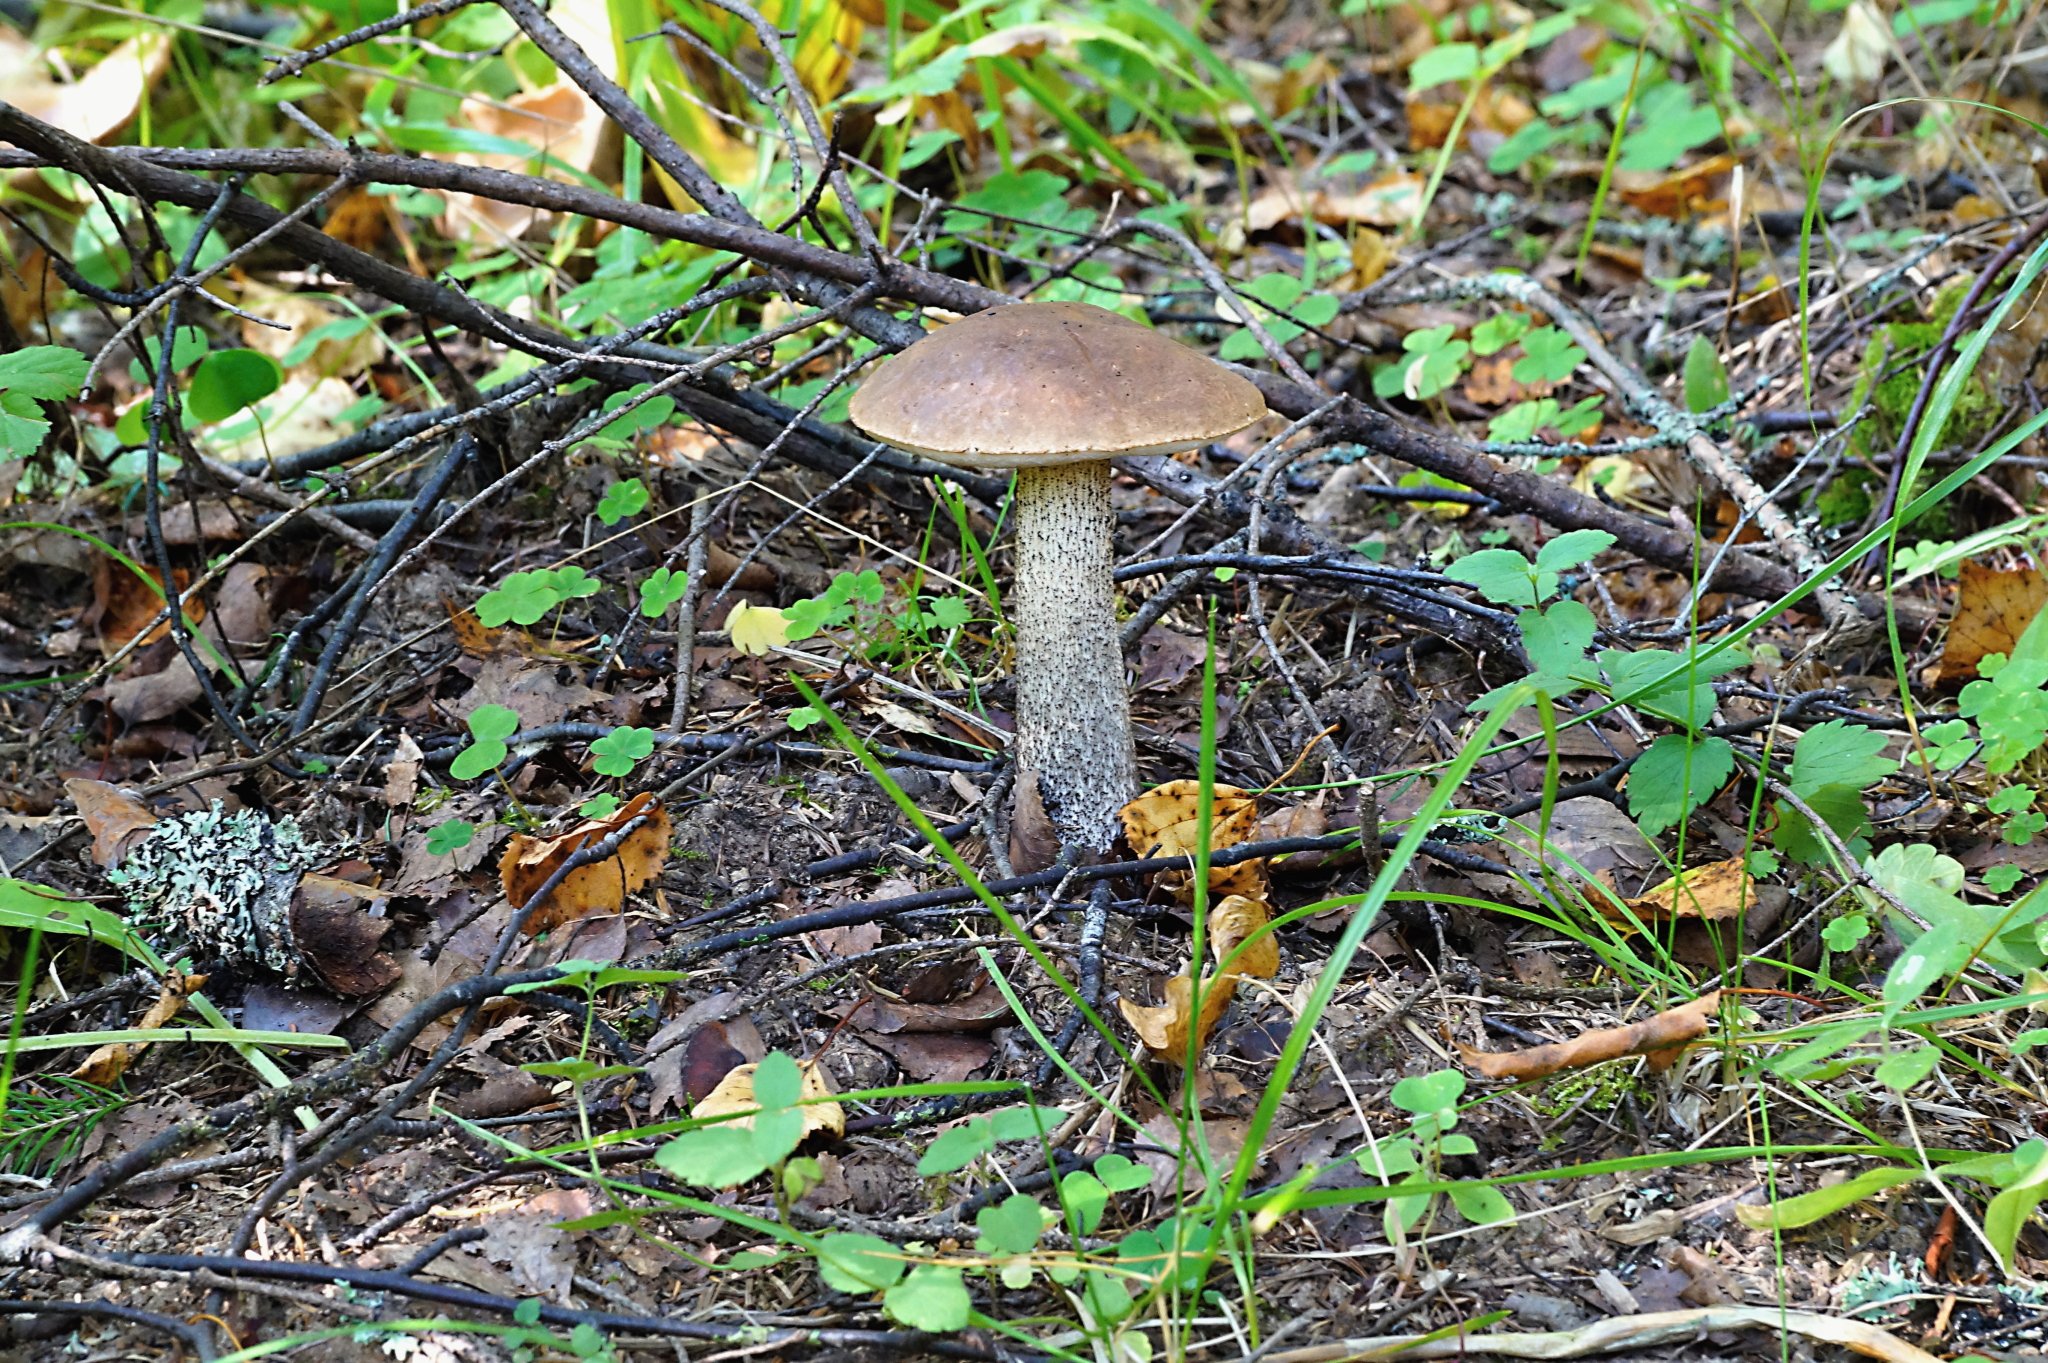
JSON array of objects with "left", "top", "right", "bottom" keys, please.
[{"left": 848, "top": 301, "right": 1267, "bottom": 468}]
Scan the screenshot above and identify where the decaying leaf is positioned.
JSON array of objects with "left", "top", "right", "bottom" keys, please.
[
  {"left": 89, "top": 557, "right": 198, "bottom": 656},
  {"left": 1607, "top": 860, "right": 1755, "bottom": 930},
  {"left": 1120, "top": 780, "right": 1266, "bottom": 898},
  {"left": 1119, "top": 972, "right": 1240, "bottom": 1058},
  {"left": 289, "top": 862, "right": 401, "bottom": 996},
  {"left": 1122, "top": 893, "right": 1280, "bottom": 1060},
  {"left": 1460, "top": 991, "right": 1723, "bottom": 1081},
  {"left": 1937, "top": 560, "right": 2048, "bottom": 686},
  {"left": 1210, "top": 894, "right": 1279, "bottom": 979},
  {"left": 695, "top": 1057, "right": 846, "bottom": 1141},
  {"left": 70, "top": 971, "right": 206, "bottom": 1086},
  {"left": 499, "top": 792, "right": 671, "bottom": 936},
  {"left": 64, "top": 778, "right": 157, "bottom": 868}
]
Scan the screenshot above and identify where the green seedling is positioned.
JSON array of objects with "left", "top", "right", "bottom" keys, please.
[
  {"left": 596, "top": 478, "right": 650, "bottom": 526},
  {"left": 425, "top": 820, "right": 476, "bottom": 855},
  {"left": 451, "top": 705, "right": 520, "bottom": 780},
  {"left": 638, "top": 567, "right": 688, "bottom": 618},
  {"left": 589, "top": 726, "right": 655, "bottom": 778}
]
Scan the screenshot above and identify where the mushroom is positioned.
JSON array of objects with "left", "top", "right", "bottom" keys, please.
[{"left": 849, "top": 301, "right": 1266, "bottom": 855}]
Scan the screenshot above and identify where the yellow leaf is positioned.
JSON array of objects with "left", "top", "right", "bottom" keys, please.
[
  {"left": 694, "top": 1059, "right": 846, "bottom": 1140},
  {"left": 1210, "top": 895, "right": 1278, "bottom": 979},
  {"left": 1118, "top": 972, "right": 1241, "bottom": 1060},
  {"left": 727, "top": 601, "right": 791, "bottom": 656},
  {"left": 1609, "top": 858, "right": 1754, "bottom": 930},
  {"left": 1119, "top": 779, "right": 1266, "bottom": 899},
  {"left": 71, "top": 971, "right": 206, "bottom": 1086}
]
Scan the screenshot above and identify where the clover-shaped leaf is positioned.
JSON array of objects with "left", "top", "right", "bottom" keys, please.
[
  {"left": 596, "top": 386, "right": 678, "bottom": 440},
  {"left": 541, "top": 565, "right": 602, "bottom": 603},
  {"left": 596, "top": 478, "right": 651, "bottom": 527},
  {"left": 189, "top": 348, "right": 284, "bottom": 424},
  {"left": 1512, "top": 326, "right": 1587, "bottom": 385},
  {"left": 451, "top": 704, "right": 520, "bottom": 780},
  {"left": 476, "top": 570, "right": 560, "bottom": 628},
  {"left": 590, "top": 726, "right": 656, "bottom": 778},
  {"left": 924, "top": 595, "right": 973, "bottom": 630},
  {"left": 579, "top": 793, "right": 622, "bottom": 818},
  {"left": 426, "top": 820, "right": 476, "bottom": 855},
  {"left": 1471, "top": 313, "right": 1531, "bottom": 357},
  {"left": 638, "top": 567, "right": 688, "bottom": 619}
]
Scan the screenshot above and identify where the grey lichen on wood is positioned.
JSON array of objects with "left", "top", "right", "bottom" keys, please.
[{"left": 109, "top": 803, "right": 331, "bottom": 980}]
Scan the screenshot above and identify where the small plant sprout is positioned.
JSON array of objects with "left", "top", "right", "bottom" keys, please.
[
  {"left": 851, "top": 302, "right": 1265, "bottom": 854},
  {"left": 589, "top": 726, "right": 656, "bottom": 779},
  {"left": 595, "top": 477, "right": 650, "bottom": 526},
  {"left": 451, "top": 705, "right": 520, "bottom": 780},
  {"left": 425, "top": 820, "right": 476, "bottom": 856},
  {"left": 477, "top": 565, "right": 604, "bottom": 629},
  {"left": 637, "top": 567, "right": 688, "bottom": 618},
  {"left": 1360, "top": 1069, "right": 1512, "bottom": 1245}
]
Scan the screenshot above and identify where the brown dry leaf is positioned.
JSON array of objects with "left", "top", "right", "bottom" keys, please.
[
  {"left": 291, "top": 861, "right": 401, "bottom": 996},
  {"left": 90, "top": 557, "right": 199, "bottom": 656},
  {"left": 1120, "top": 972, "right": 1244, "bottom": 1059},
  {"left": 322, "top": 187, "right": 391, "bottom": 253},
  {"left": 1464, "top": 353, "right": 1535, "bottom": 406},
  {"left": 1938, "top": 560, "right": 2048, "bottom": 686},
  {"left": 1610, "top": 860, "right": 1753, "bottom": 930},
  {"left": 863, "top": 980, "right": 1012, "bottom": 1033},
  {"left": 439, "top": 81, "right": 620, "bottom": 241},
  {"left": 1405, "top": 84, "right": 1533, "bottom": 151},
  {"left": 64, "top": 778, "right": 157, "bottom": 868},
  {"left": 1210, "top": 894, "right": 1279, "bottom": 979},
  {"left": 693, "top": 1058, "right": 846, "bottom": 1140},
  {"left": 1461, "top": 990, "right": 1723, "bottom": 1081},
  {"left": 1120, "top": 779, "right": 1266, "bottom": 899},
  {"left": 70, "top": 971, "right": 206, "bottom": 1086},
  {"left": 1609, "top": 152, "right": 1738, "bottom": 217},
  {"left": 1239, "top": 173, "right": 1428, "bottom": 236},
  {"left": 499, "top": 792, "right": 671, "bottom": 936}
]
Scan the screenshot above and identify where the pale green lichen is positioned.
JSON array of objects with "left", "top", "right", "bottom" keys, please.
[{"left": 109, "top": 802, "right": 330, "bottom": 978}]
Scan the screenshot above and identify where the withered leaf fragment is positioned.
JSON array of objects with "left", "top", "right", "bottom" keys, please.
[{"left": 1461, "top": 991, "right": 1723, "bottom": 1081}]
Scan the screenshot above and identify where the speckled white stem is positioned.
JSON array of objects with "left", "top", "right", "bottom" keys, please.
[{"left": 1011, "top": 460, "right": 1139, "bottom": 852}]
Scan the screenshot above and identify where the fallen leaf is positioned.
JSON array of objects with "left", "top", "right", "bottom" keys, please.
[
  {"left": 727, "top": 601, "right": 791, "bottom": 656},
  {"left": 499, "top": 792, "right": 671, "bottom": 936},
  {"left": 1120, "top": 779, "right": 1267, "bottom": 899},
  {"left": 290, "top": 861, "right": 401, "bottom": 996},
  {"left": 862, "top": 980, "right": 1012, "bottom": 1033},
  {"left": 694, "top": 1058, "right": 846, "bottom": 1141},
  {"left": 64, "top": 778, "right": 157, "bottom": 868},
  {"left": 1460, "top": 991, "right": 1723, "bottom": 1081},
  {"left": 680, "top": 1021, "right": 749, "bottom": 1103},
  {"left": 89, "top": 557, "right": 198, "bottom": 656},
  {"left": 863, "top": 1031, "right": 992, "bottom": 1083},
  {"left": 1607, "top": 859, "right": 1755, "bottom": 930},
  {"left": 1612, "top": 153, "right": 1738, "bottom": 218},
  {"left": 1938, "top": 560, "right": 2048, "bottom": 686},
  {"left": 1210, "top": 894, "right": 1279, "bottom": 978},
  {"left": 70, "top": 971, "right": 206, "bottom": 1086},
  {"left": 1119, "top": 972, "right": 1242, "bottom": 1061}
]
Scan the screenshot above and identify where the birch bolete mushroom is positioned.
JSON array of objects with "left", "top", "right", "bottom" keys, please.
[{"left": 849, "top": 302, "right": 1266, "bottom": 854}]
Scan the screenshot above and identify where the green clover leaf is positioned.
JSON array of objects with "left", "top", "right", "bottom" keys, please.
[
  {"left": 476, "top": 570, "right": 560, "bottom": 627},
  {"left": 451, "top": 703, "right": 521, "bottom": 780},
  {"left": 596, "top": 478, "right": 650, "bottom": 527},
  {"left": 425, "top": 820, "right": 476, "bottom": 855},
  {"left": 1512, "top": 327, "right": 1587, "bottom": 385},
  {"left": 541, "top": 565, "right": 602, "bottom": 602},
  {"left": 638, "top": 567, "right": 689, "bottom": 618},
  {"left": 590, "top": 726, "right": 656, "bottom": 778}
]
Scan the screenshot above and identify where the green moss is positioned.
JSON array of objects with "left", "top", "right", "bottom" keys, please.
[
  {"left": 1846, "top": 277, "right": 1999, "bottom": 463},
  {"left": 1527, "top": 1063, "right": 1649, "bottom": 1122}
]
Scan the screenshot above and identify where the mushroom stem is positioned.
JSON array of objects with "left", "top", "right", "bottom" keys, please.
[{"left": 1010, "top": 459, "right": 1139, "bottom": 853}]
